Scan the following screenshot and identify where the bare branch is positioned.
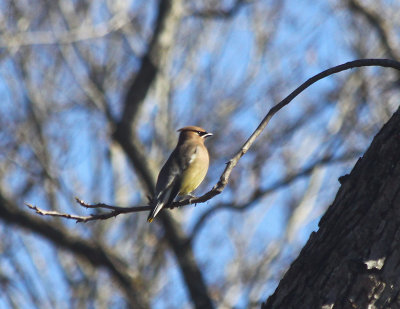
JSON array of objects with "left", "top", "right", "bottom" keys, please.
[
  {"left": 25, "top": 200, "right": 152, "bottom": 223},
  {"left": 191, "top": 0, "right": 251, "bottom": 19},
  {"left": 25, "top": 203, "right": 118, "bottom": 223},
  {"left": 26, "top": 58, "right": 400, "bottom": 222},
  {"left": 25, "top": 196, "right": 195, "bottom": 223},
  {"left": 74, "top": 197, "right": 149, "bottom": 211},
  {"left": 182, "top": 58, "right": 400, "bottom": 206}
]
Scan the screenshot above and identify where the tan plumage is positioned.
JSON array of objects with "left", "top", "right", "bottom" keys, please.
[{"left": 147, "top": 126, "right": 212, "bottom": 223}]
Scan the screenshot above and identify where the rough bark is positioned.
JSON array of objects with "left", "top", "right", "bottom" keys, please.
[{"left": 263, "top": 106, "right": 400, "bottom": 309}]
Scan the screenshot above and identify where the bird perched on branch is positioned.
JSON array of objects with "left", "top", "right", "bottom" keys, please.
[{"left": 147, "top": 126, "right": 213, "bottom": 222}]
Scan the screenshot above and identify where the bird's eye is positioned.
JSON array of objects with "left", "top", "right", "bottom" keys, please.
[{"left": 197, "top": 131, "right": 203, "bottom": 135}]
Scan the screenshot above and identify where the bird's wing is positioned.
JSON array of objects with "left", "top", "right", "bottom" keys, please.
[
  {"left": 155, "top": 144, "right": 198, "bottom": 197},
  {"left": 155, "top": 151, "right": 181, "bottom": 195},
  {"left": 155, "top": 143, "right": 198, "bottom": 194},
  {"left": 178, "top": 143, "right": 199, "bottom": 170},
  {"left": 147, "top": 152, "right": 182, "bottom": 222},
  {"left": 148, "top": 144, "right": 199, "bottom": 222}
]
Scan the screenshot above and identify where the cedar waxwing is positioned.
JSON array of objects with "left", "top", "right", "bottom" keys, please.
[{"left": 147, "top": 126, "right": 213, "bottom": 222}]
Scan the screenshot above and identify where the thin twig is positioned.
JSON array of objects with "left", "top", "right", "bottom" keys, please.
[
  {"left": 25, "top": 202, "right": 151, "bottom": 223},
  {"left": 75, "top": 197, "right": 150, "bottom": 211}
]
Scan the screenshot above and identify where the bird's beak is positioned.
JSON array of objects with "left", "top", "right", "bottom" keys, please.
[{"left": 203, "top": 132, "right": 213, "bottom": 138}]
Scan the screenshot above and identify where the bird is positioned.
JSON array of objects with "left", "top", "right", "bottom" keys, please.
[{"left": 147, "top": 126, "right": 213, "bottom": 223}]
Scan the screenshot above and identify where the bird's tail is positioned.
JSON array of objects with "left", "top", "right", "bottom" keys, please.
[
  {"left": 147, "top": 201, "right": 164, "bottom": 223},
  {"left": 148, "top": 185, "right": 175, "bottom": 223}
]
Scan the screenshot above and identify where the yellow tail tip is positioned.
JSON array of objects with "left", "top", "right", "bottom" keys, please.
[{"left": 147, "top": 217, "right": 153, "bottom": 223}]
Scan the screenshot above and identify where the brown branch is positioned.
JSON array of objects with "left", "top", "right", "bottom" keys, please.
[
  {"left": 25, "top": 196, "right": 194, "bottom": 223},
  {"left": 26, "top": 203, "right": 120, "bottom": 223},
  {"left": 183, "top": 58, "right": 400, "bottom": 205},
  {"left": 25, "top": 200, "right": 151, "bottom": 223},
  {"left": 74, "top": 197, "right": 149, "bottom": 211},
  {"left": 191, "top": 0, "right": 251, "bottom": 19},
  {"left": 26, "top": 59, "right": 400, "bottom": 222}
]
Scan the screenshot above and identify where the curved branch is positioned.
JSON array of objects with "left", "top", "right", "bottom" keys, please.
[
  {"left": 181, "top": 58, "right": 400, "bottom": 206},
  {"left": 27, "top": 59, "right": 400, "bottom": 222}
]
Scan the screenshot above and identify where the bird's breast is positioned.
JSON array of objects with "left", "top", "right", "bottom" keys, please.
[{"left": 179, "top": 150, "right": 209, "bottom": 195}]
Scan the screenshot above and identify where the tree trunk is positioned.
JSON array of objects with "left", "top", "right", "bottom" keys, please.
[{"left": 263, "top": 106, "right": 400, "bottom": 309}]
